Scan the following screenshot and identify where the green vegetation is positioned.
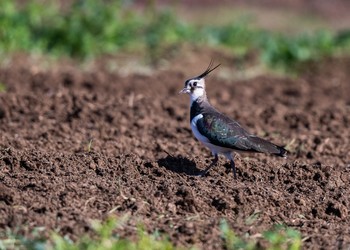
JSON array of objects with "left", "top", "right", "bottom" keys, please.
[
  {"left": 0, "top": 83, "right": 6, "bottom": 92},
  {"left": 0, "top": 217, "right": 302, "bottom": 250},
  {"left": 0, "top": 217, "right": 182, "bottom": 250},
  {"left": 0, "top": 0, "right": 193, "bottom": 60},
  {"left": 1, "top": 0, "right": 350, "bottom": 71},
  {"left": 260, "top": 31, "right": 337, "bottom": 71},
  {"left": 51, "top": 218, "right": 179, "bottom": 250},
  {"left": 263, "top": 224, "right": 302, "bottom": 250},
  {"left": 220, "top": 220, "right": 302, "bottom": 250}
]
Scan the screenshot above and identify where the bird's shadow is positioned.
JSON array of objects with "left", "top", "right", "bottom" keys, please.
[{"left": 157, "top": 155, "right": 202, "bottom": 176}]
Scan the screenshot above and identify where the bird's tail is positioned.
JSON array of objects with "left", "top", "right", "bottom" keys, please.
[
  {"left": 275, "top": 145, "right": 288, "bottom": 158},
  {"left": 249, "top": 136, "right": 288, "bottom": 158}
]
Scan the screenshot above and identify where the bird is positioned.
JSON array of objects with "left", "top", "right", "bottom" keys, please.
[{"left": 179, "top": 61, "right": 287, "bottom": 179}]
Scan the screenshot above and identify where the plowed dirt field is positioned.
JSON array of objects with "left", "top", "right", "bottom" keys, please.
[{"left": 0, "top": 55, "right": 349, "bottom": 249}]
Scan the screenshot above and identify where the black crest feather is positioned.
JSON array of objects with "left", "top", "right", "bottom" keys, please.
[{"left": 197, "top": 59, "right": 221, "bottom": 79}]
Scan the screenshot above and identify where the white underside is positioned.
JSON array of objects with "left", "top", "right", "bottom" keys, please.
[{"left": 191, "top": 114, "right": 234, "bottom": 160}]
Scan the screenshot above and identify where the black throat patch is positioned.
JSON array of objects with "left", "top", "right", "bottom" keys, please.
[{"left": 190, "top": 99, "right": 204, "bottom": 122}]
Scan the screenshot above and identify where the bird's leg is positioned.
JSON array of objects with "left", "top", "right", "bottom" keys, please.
[
  {"left": 231, "top": 158, "right": 237, "bottom": 179},
  {"left": 198, "top": 154, "right": 218, "bottom": 176},
  {"left": 224, "top": 153, "right": 237, "bottom": 179}
]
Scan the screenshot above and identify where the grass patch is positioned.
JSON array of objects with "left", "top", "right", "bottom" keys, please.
[
  {"left": 0, "top": 216, "right": 183, "bottom": 250},
  {"left": 0, "top": 217, "right": 302, "bottom": 250},
  {"left": 220, "top": 220, "right": 302, "bottom": 250},
  {"left": 259, "top": 30, "right": 337, "bottom": 71},
  {"left": 1, "top": 0, "right": 350, "bottom": 71}
]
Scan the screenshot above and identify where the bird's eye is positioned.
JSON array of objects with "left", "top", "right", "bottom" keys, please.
[{"left": 193, "top": 82, "right": 197, "bottom": 87}]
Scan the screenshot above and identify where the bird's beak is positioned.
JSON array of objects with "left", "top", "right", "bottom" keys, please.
[{"left": 179, "top": 87, "right": 190, "bottom": 94}]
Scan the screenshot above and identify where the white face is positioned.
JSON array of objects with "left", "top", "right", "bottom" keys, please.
[{"left": 179, "top": 78, "right": 206, "bottom": 102}]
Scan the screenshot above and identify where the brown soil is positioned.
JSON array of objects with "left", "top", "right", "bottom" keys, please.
[{"left": 0, "top": 52, "right": 349, "bottom": 249}]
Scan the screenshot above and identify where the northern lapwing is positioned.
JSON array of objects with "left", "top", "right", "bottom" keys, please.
[{"left": 179, "top": 61, "right": 287, "bottom": 178}]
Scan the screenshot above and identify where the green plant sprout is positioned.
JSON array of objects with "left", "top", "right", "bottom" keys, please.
[{"left": 0, "top": 83, "right": 6, "bottom": 92}]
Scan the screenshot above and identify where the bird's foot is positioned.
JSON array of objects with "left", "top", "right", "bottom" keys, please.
[
  {"left": 195, "top": 170, "right": 209, "bottom": 177},
  {"left": 194, "top": 155, "right": 219, "bottom": 177}
]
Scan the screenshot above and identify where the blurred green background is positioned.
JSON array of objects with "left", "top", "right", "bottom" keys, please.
[{"left": 1, "top": 0, "right": 350, "bottom": 71}]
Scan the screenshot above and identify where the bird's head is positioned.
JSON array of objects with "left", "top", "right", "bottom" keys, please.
[{"left": 179, "top": 61, "right": 220, "bottom": 102}]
